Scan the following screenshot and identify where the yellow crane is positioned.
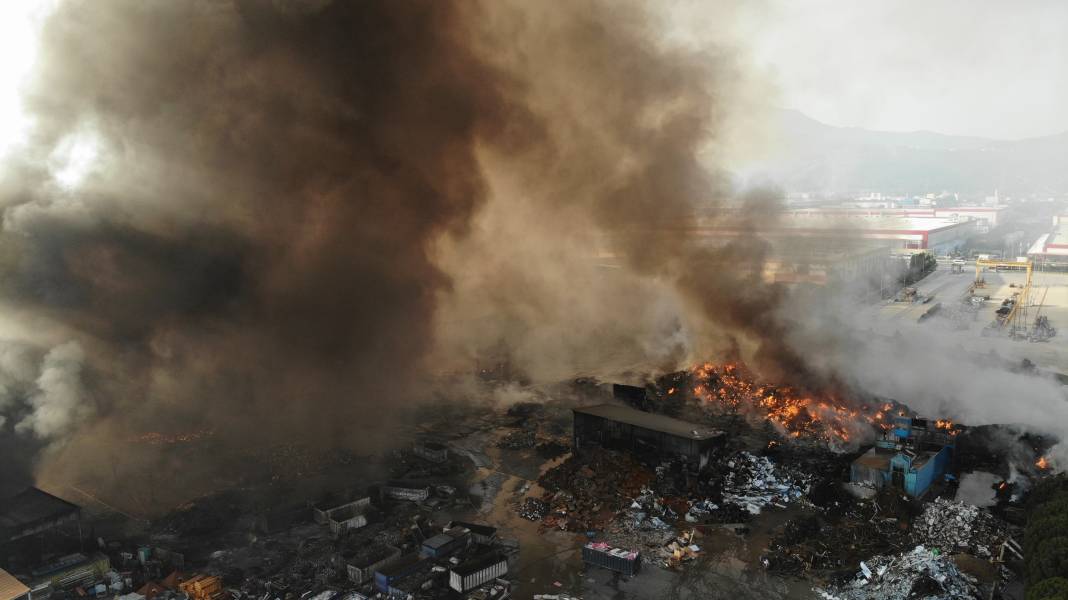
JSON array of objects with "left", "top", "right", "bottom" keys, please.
[{"left": 975, "top": 259, "right": 1033, "bottom": 331}]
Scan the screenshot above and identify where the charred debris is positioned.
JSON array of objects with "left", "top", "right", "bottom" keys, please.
[{"left": 0, "top": 363, "right": 1059, "bottom": 600}]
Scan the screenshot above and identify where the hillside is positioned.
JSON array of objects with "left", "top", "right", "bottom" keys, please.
[{"left": 745, "top": 110, "right": 1068, "bottom": 195}]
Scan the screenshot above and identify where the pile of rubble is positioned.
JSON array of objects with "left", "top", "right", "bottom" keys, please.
[
  {"left": 533, "top": 448, "right": 654, "bottom": 531},
  {"left": 765, "top": 488, "right": 914, "bottom": 576},
  {"left": 816, "top": 545, "right": 981, "bottom": 600},
  {"left": 911, "top": 498, "right": 1006, "bottom": 558},
  {"left": 498, "top": 430, "right": 536, "bottom": 450},
  {"left": 519, "top": 497, "right": 549, "bottom": 521},
  {"left": 717, "top": 452, "right": 811, "bottom": 515}
]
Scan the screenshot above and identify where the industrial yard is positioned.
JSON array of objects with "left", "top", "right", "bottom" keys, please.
[
  {"left": 2, "top": 364, "right": 1057, "bottom": 600},
  {"left": 1, "top": 2, "right": 1068, "bottom": 600},
  {"left": 867, "top": 264, "right": 1068, "bottom": 372}
]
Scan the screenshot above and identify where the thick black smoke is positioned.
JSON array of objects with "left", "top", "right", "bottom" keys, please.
[
  {"left": 1, "top": 0, "right": 813, "bottom": 505},
  {"left": 0, "top": 0, "right": 529, "bottom": 500}
]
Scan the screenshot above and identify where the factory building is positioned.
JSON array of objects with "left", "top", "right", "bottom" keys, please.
[
  {"left": 572, "top": 404, "right": 724, "bottom": 464},
  {"left": 685, "top": 213, "right": 977, "bottom": 254},
  {"left": 851, "top": 416, "right": 957, "bottom": 498},
  {"left": 788, "top": 207, "right": 1006, "bottom": 230},
  {"left": 1027, "top": 215, "right": 1068, "bottom": 269},
  {"left": 771, "top": 214, "right": 978, "bottom": 253}
]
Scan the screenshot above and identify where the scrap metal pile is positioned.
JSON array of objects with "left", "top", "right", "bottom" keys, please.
[
  {"left": 816, "top": 545, "right": 981, "bottom": 600},
  {"left": 716, "top": 452, "right": 811, "bottom": 515},
  {"left": 911, "top": 498, "right": 1007, "bottom": 559},
  {"left": 529, "top": 441, "right": 831, "bottom": 571}
]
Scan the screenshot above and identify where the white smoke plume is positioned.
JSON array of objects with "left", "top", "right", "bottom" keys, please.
[{"left": 15, "top": 341, "right": 91, "bottom": 440}]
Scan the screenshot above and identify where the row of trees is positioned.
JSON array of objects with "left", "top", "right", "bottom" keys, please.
[{"left": 1027, "top": 474, "right": 1068, "bottom": 599}]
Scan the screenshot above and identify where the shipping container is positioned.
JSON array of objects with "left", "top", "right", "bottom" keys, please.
[
  {"left": 582, "top": 543, "right": 640, "bottom": 577},
  {"left": 448, "top": 554, "right": 508, "bottom": 593}
]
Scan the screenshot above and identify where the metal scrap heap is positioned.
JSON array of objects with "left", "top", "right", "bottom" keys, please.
[
  {"left": 910, "top": 498, "right": 1006, "bottom": 559},
  {"left": 718, "top": 452, "right": 812, "bottom": 515},
  {"left": 816, "top": 545, "right": 981, "bottom": 600}
]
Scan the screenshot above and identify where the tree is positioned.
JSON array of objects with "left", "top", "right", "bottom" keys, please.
[
  {"left": 1028, "top": 577, "right": 1068, "bottom": 600},
  {"left": 1032, "top": 537, "right": 1068, "bottom": 582}
]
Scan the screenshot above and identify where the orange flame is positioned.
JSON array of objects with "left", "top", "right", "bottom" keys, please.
[
  {"left": 685, "top": 362, "right": 893, "bottom": 444},
  {"left": 1036, "top": 456, "right": 1051, "bottom": 470}
]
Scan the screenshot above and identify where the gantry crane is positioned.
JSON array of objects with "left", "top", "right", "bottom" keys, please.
[{"left": 975, "top": 259, "right": 1033, "bottom": 332}]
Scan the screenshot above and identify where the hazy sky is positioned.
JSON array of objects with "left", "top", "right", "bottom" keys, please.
[{"left": 733, "top": 0, "right": 1068, "bottom": 140}]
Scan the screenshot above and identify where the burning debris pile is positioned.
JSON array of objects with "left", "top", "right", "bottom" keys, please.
[
  {"left": 816, "top": 545, "right": 981, "bottom": 600},
  {"left": 675, "top": 363, "right": 897, "bottom": 449},
  {"left": 716, "top": 452, "right": 811, "bottom": 515},
  {"left": 911, "top": 499, "right": 1007, "bottom": 558}
]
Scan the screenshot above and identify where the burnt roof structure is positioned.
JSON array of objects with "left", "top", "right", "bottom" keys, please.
[
  {"left": 0, "top": 487, "right": 80, "bottom": 542},
  {"left": 572, "top": 403, "right": 724, "bottom": 463},
  {"left": 573, "top": 404, "right": 722, "bottom": 440}
]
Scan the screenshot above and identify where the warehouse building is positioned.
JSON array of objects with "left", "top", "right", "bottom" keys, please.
[
  {"left": 312, "top": 497, "right": 372, "bottom": 537},
  {"left": 787, "top": 206, "right": 1007, "bottom": 230},
  {"left": 573, "top": 404, "right": 724, "bottom": 464},
  {"left": 0, "top": 488, "right": 80, "bottom": 544},
  {"left": 373, "top": 553, "right": 427, "bottom": 594},
  {"left": 774, "top": 215, "right": 977, "bottom": 253},
  {"left": 419, "top": 527, "right": 469, "bottom": 559},
  {"left": 1027, "top": 215, "right": 1068, "bottom": 269},
  {"left": 344, "top": 544, "right": 401, "bottom": 585},
  {"left": 687, "top": 213, "right": 977, "bottom": 253}
]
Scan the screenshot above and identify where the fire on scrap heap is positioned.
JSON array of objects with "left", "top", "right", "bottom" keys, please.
[
  {"left": 0, "top": 361, "right": 1061, "bottom": 600},
  {"left": 0, "top": 358, "right": 1063, "bottom": 597}
]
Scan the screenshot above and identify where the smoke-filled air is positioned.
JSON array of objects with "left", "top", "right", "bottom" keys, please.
[{"left": 1, "top": 0, "right": 1067, "bottom": 515}]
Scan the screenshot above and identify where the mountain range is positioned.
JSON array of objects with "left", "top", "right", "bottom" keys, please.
[{"left": 742, "top": 110, "right": 1068, "bottom": 196}]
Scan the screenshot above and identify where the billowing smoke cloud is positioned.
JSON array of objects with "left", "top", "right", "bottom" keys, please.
[
  {"left": 434, "top": 1, "right": 791, "bottom": 382},
  {"left": 0, "top": 0, "right": 792, "bottom": 505},
  {"left": 15, "top": 341, "right": 89, "bottom": 439},
  {"left": 5, "top": 0, "right": 1062, "bottom": 509},
  {"left": 0, "top": 0, "right": 534, "bottom": 501},
  {"left": 782, "top": 275, "right": 1068, "bottom": 469}
]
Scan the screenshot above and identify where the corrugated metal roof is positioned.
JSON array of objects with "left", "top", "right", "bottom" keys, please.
[
  {"left": 0, "top": 487, "right": 79, "bottom": 539},
  {"left": 0, "top": 568, "right": 29, "bottom": 600},
  {"left": 574, "top": 404, "right": 723, "bottom": 440}
]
